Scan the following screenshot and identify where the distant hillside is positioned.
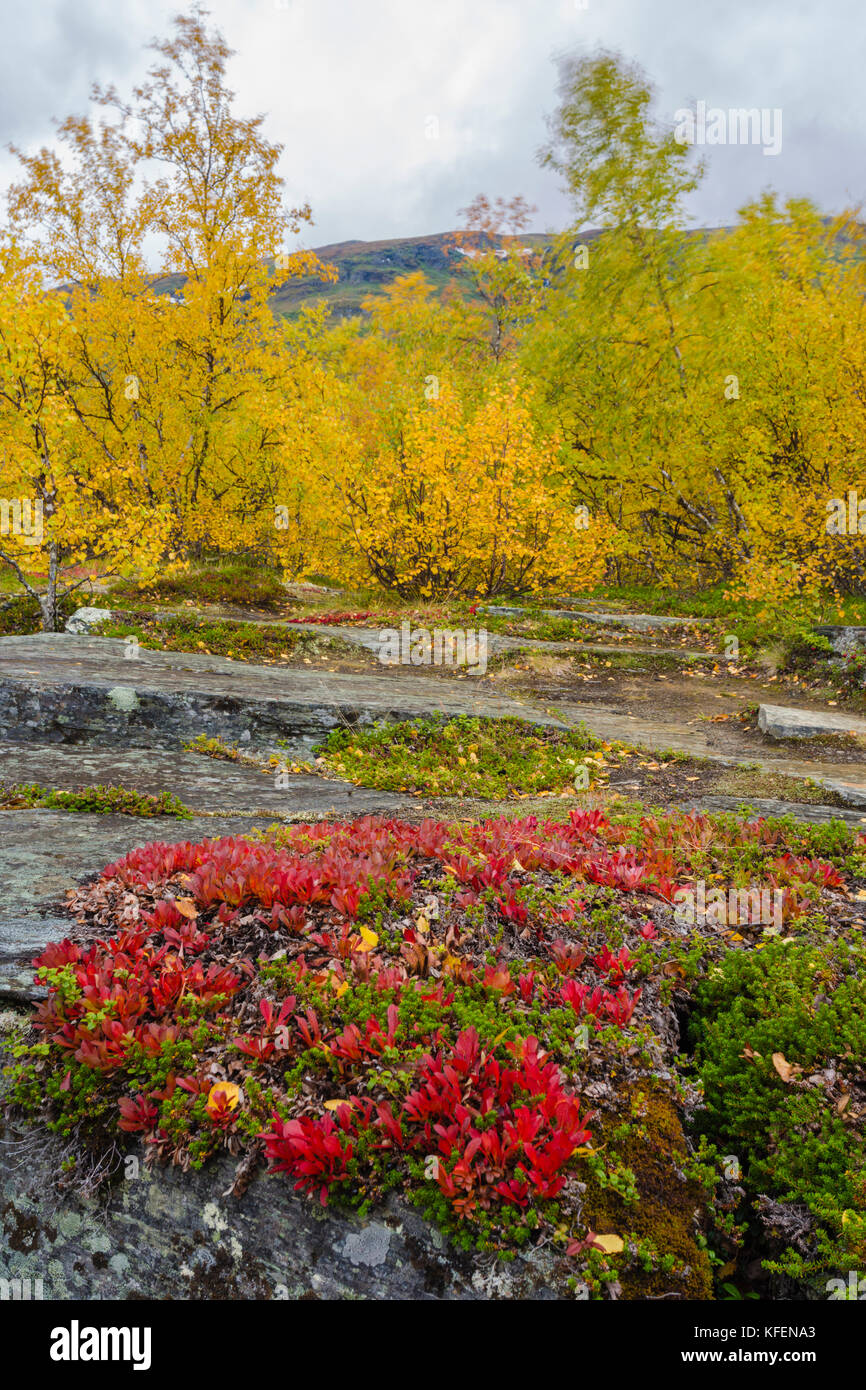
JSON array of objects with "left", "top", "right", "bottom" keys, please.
[
  {"left": 142, "top": 230, "right": 594, "bottom": 321},
  {"left": 269, "top": 230, "right": 557, "bottom": 320},
  {"left": 79, "top": 221, "right": 864, "bottom": 323}
]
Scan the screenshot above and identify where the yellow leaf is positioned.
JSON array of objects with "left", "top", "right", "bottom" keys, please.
[
  {"left": 174, "top": 897, "right": 198, "bottom": 919},
  {"left": 356, "top": 925, "right": 378, "bottom": 953},
  {"left": 206, "top": 1082, "right": 240, "bottom": 1116},
  {"left": 592, "top": 1233, "right": 625, "bottom": 1255}
]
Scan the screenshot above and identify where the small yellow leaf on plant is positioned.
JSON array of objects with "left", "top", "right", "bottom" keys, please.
[{"left": 206, "top": 1082, "right": 240, "bottom": 1116}]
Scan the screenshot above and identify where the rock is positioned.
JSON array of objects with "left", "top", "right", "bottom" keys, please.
[
  {"left": 758, "top": 703, "right": 866, "bottom": 742},
  {"left": 0, "top": 634, "right": 559, "bottom": 754},
  {"left": 679, "top": 795, "right": 866, "bottom": 825},
  {"left": 0, "top": 1120, "right": 564, "bottom": 1300},
  {"left": 63, "top": 607, "right": 114, "bottom": 635},
  {"left": 482, "top": 605, "right": 710, "bottom": 632},
  {"left": 813, "top": 625, "right": 866, "bottom": 657}
]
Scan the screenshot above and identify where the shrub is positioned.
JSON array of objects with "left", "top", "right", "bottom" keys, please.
[
  {"left": 314, "top": 713, "right": 604, "bottom": 797},
  {"left": 690, "top": 936, "right": 866, "bottom": 1280}
]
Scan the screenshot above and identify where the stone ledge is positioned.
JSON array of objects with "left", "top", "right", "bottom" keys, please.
[{"left": 757, "top": 703, "right": 866, "bottom": 742}]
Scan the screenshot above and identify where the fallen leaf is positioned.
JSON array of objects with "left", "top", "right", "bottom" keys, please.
[
  {"left": 591, "top": 1233, "right": 625, "bottom": 1255},
  {"left": 771, "top": 1052, "right": 802, "bottom": 1083},
  {"left": 174, "top": 897, "right": 198, "bottom": 919},
  {"left": 356, "top": 926, "right": 378, "bottom": 953}
]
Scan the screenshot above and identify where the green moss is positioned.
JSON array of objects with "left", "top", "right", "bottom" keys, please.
[
  {"left": 108, "top": 562, "right": 292, "bottom": 611},
  {"left": 580, "top": 1080, "right": 714, "bottom": 1299},
  {"left": 95, "top": 612, "right": 303, "bottom": 663}
]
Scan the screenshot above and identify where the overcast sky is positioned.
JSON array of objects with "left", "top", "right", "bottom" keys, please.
[{"left": 0, "top": 0, "right": 861, "bottom": 251}]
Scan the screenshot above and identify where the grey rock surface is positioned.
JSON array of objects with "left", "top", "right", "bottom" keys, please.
[
  {"left": 679, "top": 795, "right": 866, "bottom": 826},
  {"left": 813, "top": 624, "right": 866, "bottom": 656},
  {"left": 0, "top": 744, "right": 409, "bottom": 815},
  {"left": 279, "top": 620, "right": 712, "bottom": 661},
  {"left": 0, "top": 634, "right": 554, "bottom": 754},
  {"left": 758, "top": 703, "right": 866, "bottom": 741},
  {"left": 0, "top": 1118, "right": 562, "bottom": 1300},
  {"left": 63, "top": 607, "right": 114, "bottom": 635},
  {"left": 482, "top": 604, "right": 710, "bottom": 631}
]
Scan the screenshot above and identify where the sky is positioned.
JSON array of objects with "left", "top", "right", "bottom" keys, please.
[{"left": 0, "top": 0, "right": 861, "bottom": 251}]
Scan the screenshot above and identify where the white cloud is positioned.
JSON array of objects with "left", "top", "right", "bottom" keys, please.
[{"left": 0, "top": 0, "right": 861, "bottom": 252}]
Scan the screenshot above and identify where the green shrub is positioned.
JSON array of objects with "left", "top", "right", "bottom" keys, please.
[
  {"left": 690, "top": 936, "right": 866, "bottom": 1279},
  {"left": 0, "top": 593, "right": 79, "bottom": 636},
  {"left": 778, "top": 631, "right": 833, "bottom": 677},
  {"left": 0, "top": 783, "right": 193, "bottom": 817},
  {"left": 109, "top": 561, "right": 292, "bottom": 611},
  {"left": 314, "top": 713, "right": 603, "bottom": 797}
]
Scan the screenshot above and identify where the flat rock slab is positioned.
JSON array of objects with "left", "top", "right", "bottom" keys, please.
[
  {"left": 278, "top": 621, "right": 712, "bottom": 662},
  {"left": 758, "top": 704, "right": 866, "bottom": 741},
  {"left": 553, "top": 700, "right": 866, "bottom": 807},
  {"left": 0, "top": 745, "right": 409, "bottom": 816},
  {"left": 679, "top": 796, "right": 866, "bottom": 826},
  {"left": 0, "top": 1119, "right": 562, "bottom": 1300},
  {"left": 483, "top": 605, "right": 710, "bottom": 631},
  {"left": 0, "top": 634, "right": 553, "bottom": 753}
]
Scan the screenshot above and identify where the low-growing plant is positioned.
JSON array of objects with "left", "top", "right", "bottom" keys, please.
[
  {"left": 313, "top": 713, "right": 604, "bottom": 798},
  {"left": 108, "top": 562, "right": 292, "bottom": 612},
  {"left": 0, "top": 782, "right": 193, "bottom": 817},
  {"left": 690, "top": 935, "right": 866, "bottom": 1281}
]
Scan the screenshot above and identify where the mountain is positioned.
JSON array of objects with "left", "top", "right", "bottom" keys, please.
[
  {"left": 140, "top": 229, "right": 580, "bottom": 321},
  {"left": 85, "top": 221, "right": 861, "bottom": 323},
  {"left": 268, "top": 230, "right": 556, "bottom": 319}
]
